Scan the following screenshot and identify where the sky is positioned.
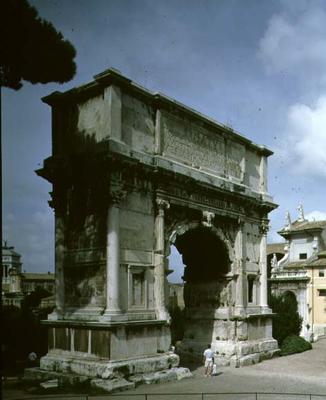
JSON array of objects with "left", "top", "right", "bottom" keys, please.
[{"left": 3, "top": 0, "right": 326, "bottom": 279}]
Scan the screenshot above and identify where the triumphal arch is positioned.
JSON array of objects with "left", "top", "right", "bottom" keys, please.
[{"left": 35, "top": 68, "right": 278, "bottom": 389}]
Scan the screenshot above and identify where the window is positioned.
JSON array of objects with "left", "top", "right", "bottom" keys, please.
[
  {"left": 318, "top": 269, "right": 325, "bottom": 277},
  {"left": 248, "top": 276, "right": 255, "bottom": 303},
  {"left": 299, "top": 253, "right": 307, "bottom": 260},
  {"left": 318, "top": 289, "right": 326, "bottom": 297}
]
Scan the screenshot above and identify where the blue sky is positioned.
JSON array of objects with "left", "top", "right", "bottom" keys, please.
[{"left": 3, "top": 0, "right": 326, "bottom": 278}]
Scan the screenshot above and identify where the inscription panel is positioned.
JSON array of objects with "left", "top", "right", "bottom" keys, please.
[{"left": 162, "top": 112, "right": 226, "bottom": 175}]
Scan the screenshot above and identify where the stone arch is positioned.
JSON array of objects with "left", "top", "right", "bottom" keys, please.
[
  {"left": 168, "top": 219, "right": 235, "bottom": 264},
  {"left": 167, "top": 219, "right": 234, "bottom": 312}
]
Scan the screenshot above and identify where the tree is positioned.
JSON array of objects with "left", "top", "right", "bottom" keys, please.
[
  {"left": 269, "top": 291, "right": 302, "bottom": 345},
  {"left": 0, "top": 0, "right": 76, "bottom": 90}
]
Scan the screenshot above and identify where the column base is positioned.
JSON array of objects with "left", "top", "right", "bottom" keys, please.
[
  {"left": 233, "top": 306, "right": 246, "bottom": 317},
  {"left": 260, "top": 306, "right": 272, "bottom": 314},
  {"left": 156, "top": 309, "right": 170, "bottom": 322},
  {"left": 99, "top": 311, "right": 128, "bottom": 322},
  {"left": 47, "top": 309, "right": 64, "bottom": 321}
]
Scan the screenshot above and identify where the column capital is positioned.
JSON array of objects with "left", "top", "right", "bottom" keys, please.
[
  {"left": 109, "top": 185, "right": 127, "bottom": 205},
  {"left": 259, "top": 219, "right": 269, "bottom": 235},
  {"left": 202, "top": 210, "right": 215, "bottom": 227},
  {"left": 156, "top": 198, "right": 170, "bottom": 214}
]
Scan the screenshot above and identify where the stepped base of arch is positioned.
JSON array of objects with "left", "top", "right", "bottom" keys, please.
[
  {"left": 24, "top": 353, "right": 191, "bottom": 393},
  {"left": 177, "top": 312, "right": 279, "bottom": 367}
]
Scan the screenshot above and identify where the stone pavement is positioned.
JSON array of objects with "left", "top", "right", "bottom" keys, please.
[
  {"left": 92, "top": 338, "right": 326, "bottom": 399},
  {"left": 3, "top": 339, "right": 326, "bottom": 399}
]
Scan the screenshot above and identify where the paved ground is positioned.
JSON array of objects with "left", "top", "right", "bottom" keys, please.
[{"left": 3, "top": 339, "right": 326, "bottom": 399}]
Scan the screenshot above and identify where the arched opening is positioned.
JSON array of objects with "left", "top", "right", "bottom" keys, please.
[
  {"left": 170, "top": 226, "right": 231, "bottom": 366},
  {"left": 174, "top": 226, "right": 230, "bottom": 310},
  {"left": 175, "top": 226, "right": 229, "bottom": 284}
]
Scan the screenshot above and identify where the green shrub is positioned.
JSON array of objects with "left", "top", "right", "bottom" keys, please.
[{"left": 280, "top": 335, "right": 312, "bottom": 356}]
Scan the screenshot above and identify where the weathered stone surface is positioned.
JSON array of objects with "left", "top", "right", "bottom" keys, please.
[
  {"left": 36, "top": 67, "right": 279, "bottom": 389},
  {"left": 40, "top": 351, "right": 179, "bottom": 379},
  {"left": 238, "top": 353, "right": 260, "bottom": 367},
  {"left": 91, "top": 378, "right": 135, "bottom": 393},
  {"left": 128, "top": 367, "right": 192, "bottom": 386}
]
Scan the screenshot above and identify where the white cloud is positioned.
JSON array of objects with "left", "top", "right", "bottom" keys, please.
[
  {"left": 285, "top": 96, "right": 326, "bottom": 177},
  {"left": 258, "top": 4, "right": 326, "bottom": 82},
  {"left": 306, "top": 210, "right": 326, "bottom": 221}
]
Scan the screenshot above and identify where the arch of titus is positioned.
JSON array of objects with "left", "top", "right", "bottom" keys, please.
[{"left": 35, "top": 68, "right": 279, "bottom": 388}]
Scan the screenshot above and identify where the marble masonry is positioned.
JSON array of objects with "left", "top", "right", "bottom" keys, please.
[{"left": 32, "top": 68, "right": 279, "bottom": 390}]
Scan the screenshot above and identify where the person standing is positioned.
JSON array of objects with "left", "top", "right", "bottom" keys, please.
[{"left": 203, "top": 344, "right": 214, "bottom": 377}]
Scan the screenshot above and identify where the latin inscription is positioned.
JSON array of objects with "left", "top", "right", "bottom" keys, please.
[
  {"left": 162, "top": 113, "right": 243, "bottom": 179},
  {"left": 165, "top": 186, "right": 246, "bottom": 215}
]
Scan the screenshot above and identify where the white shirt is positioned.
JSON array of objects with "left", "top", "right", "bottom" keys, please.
[{"left": 203, "top": 348, "right": 214, "bottom": 360}]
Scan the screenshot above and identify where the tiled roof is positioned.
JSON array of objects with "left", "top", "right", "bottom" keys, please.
[
  {"left": 307, "top": 251, "right": 326, "bottom": 268},
  {"left": 283, "top": 251, "right": 326, "bottom": 269},
  {"left": 267, "top": 242, "right": 286, "bottom": 255},
  {"left": 279, "top": 219, "right": 326, "bottom": 236},
  {"left": 284, "top": 261, "right": 307, "bottom": 269}
]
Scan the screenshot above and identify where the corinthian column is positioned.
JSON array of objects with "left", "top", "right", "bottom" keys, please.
[
  {"left": 101, "top": 186, "right": 127, "bottom": 321},
  {"left": 54, "top": 214, "right": 65, "bottom": 316},
  {"left": 48, "top": 190, "right": 66, "bottom": 321},
  {"left": 154, "top": 198, "right": 170, "bottom": 321},
  {"left": 259, "top": 220, "right": 269, "bottom": 311},
  {"left": 235, "top": 219, "right": 245, "bottom": 315}
]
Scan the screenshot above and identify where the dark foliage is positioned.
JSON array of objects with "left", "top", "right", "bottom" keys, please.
[
  {"left": 169, "top": 305, "right": 185, "bottom": 345},
  {"left": 0, "top": 0, "right": 76, "bottom": 89},
  {"left": 2, "top": 304, "right": 54, "bottom": 375},
  {"left": 22, "top": 286, "right": 51, "bottom": 310},
  {"left": 269, "top": 291, "right": 302, "bottom": 345},
  {"left": 280, "top": 334, "right": 312, "bottom": 356}
]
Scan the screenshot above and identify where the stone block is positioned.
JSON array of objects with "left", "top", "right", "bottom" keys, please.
[
  {"left": 237, "top": 341, "right": 260, "bottom": 357},
  {"left": 131, "top": 367, "right": 191, "bottom": 385},
  {"left": 175, "top": 367, "right": 192, "bottom": 380},
  {"left": 213, "top": 341, "right": 236, "bottom": 356},
  {"left": 91, "top": 377, "right": 135, "bottom": 393},
  {"left": 258, "top": 338, "right": 279, "bottom": 352},
  {"left": 239, "top": 353, "right": 260, "bottom": 366},
  {"left": 214, "top": 356, "right": 231, "bottom": 367}
]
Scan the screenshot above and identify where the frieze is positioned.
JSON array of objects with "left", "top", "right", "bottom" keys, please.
[{"left": 160, "top": 185, "right": 246, "bottom": 215}]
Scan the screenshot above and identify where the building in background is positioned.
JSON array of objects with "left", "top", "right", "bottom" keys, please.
[
  {"left": 2, "top": 241, "right": 22, "bottom": 289},
  {"left": 21, "top": 272, "right": 55, "bottom": 295},
  {"left": 269, "top": 206, "right": 326, "bottom": 341},
  {"left": 2, "top": 241, "right": 55, "bottom": 308}
]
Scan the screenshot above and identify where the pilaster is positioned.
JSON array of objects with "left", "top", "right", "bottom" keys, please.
[
  {"left": 154, "top": 108, "right": 162, "bottom": 154},
  {"left": 103, "top": 85, "right": 122, "bottom": 142},
  {"left": 154, "top": 198, "right": 170, "bottom": 321},
  {"left": 259, "top": 155, "right": 268, "bottom": 194},
  {"left": 234, "top": 219, "right": 246, "bottom": 315},
  {"left": 259, "top": 219, "right": 269, "bottom": 311}
]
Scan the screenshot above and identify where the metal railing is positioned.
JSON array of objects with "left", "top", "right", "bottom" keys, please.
[{"left": 8, "top": 393, "right": 326, "bottom": 400}]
